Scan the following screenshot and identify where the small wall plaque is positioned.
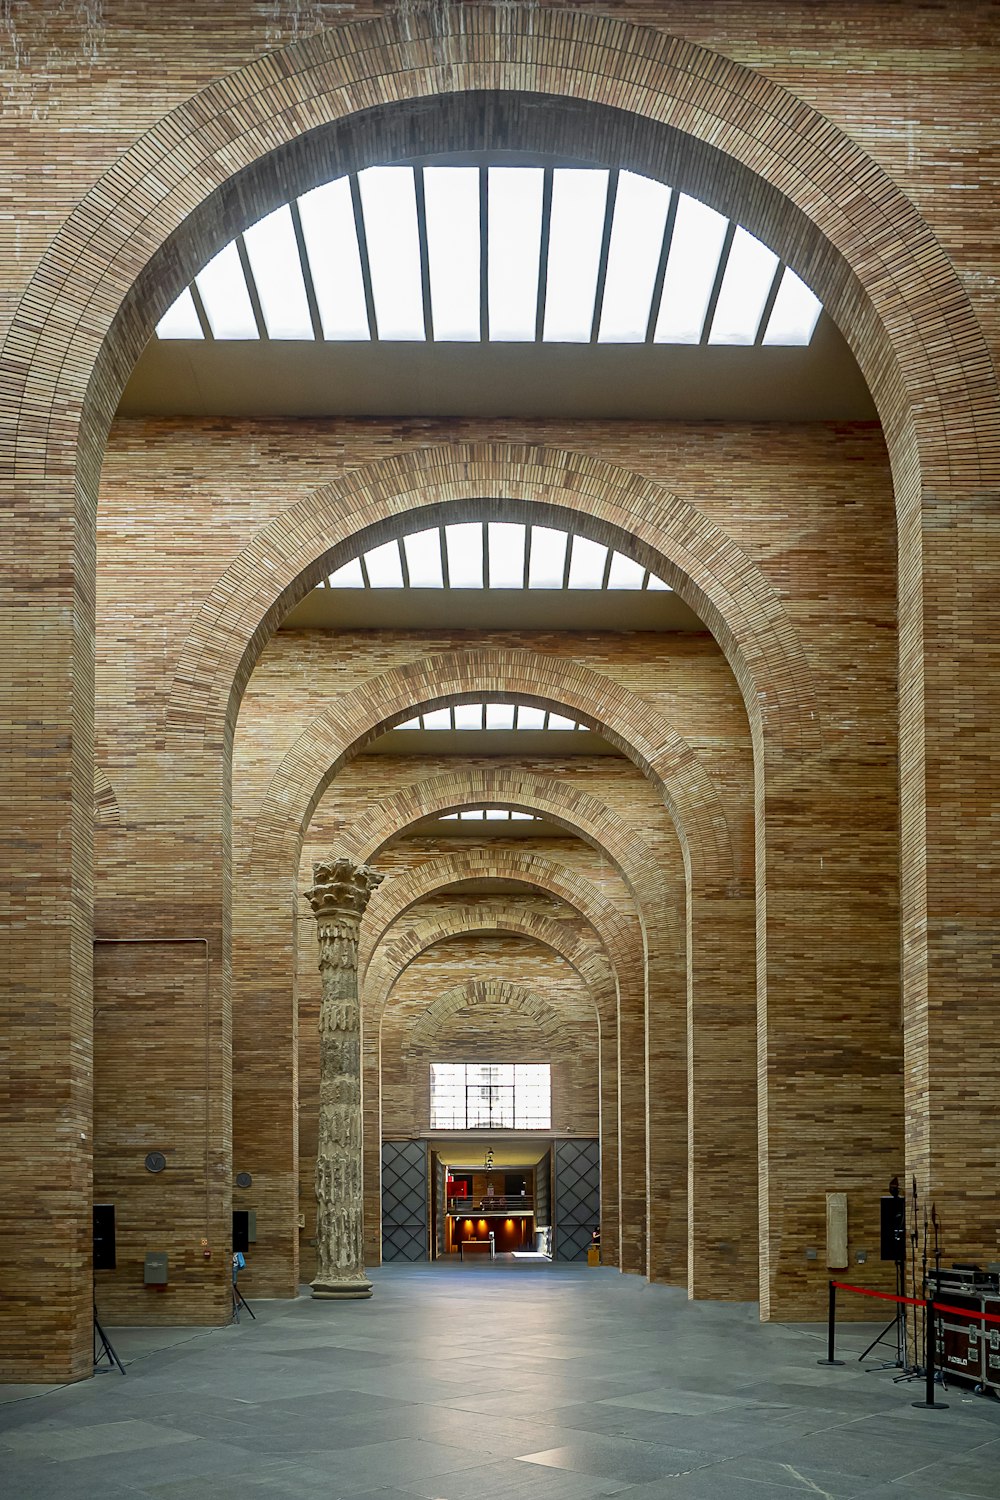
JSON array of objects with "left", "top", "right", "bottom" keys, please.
[{"left": 144, "top": 1151, "right": 166, "bottom": 1174}]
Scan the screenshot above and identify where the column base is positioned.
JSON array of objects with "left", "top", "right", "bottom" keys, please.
[{"left": 310, "top": 1275, "right": 373, "bottom": 1300}]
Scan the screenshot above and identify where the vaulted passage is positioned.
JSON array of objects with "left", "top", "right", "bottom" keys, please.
[{"left": 2, "top": 6, "right": 999, "bottom": 1441}]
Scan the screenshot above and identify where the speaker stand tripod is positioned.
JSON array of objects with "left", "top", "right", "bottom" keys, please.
[
  {"left": 859, "top": 1259, "right": 906, "bottom": 1370},
  {"left": 93, "top": 1300, "right": 126, "bottom": 1375}
]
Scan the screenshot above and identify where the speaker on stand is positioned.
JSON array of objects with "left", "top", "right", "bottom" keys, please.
[{"left": 92, "top": 1204, "right": 125, "bottom": 1375}]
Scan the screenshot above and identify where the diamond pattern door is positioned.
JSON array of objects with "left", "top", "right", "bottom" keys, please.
[
  {"left": 381, "top": 1140, "right": 428, "bottom": 1261},
  {"left": 553, "top": 1138, "right": 600, "bottom": 1261}
]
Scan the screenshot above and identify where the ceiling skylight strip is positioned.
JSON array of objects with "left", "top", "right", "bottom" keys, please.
[
  {"left": 527, "top": 526, "right": 569, "bottom": 589},
  {"left": 297, "top": 177, "right": 371, "bottom": 340},
  {"left": 160, "top": 168, "right": 824, "bottom": 348},
  {"left": 708, "top": 227, "right": 780, "bottom": 345},
  {"left": 358, "top": 167, "right": 425, "bottom": 341},
  {"left": 445, "top": 523, "right": 484, "bottom": 588},
  {"left": 567, "top": 535, "right": 609, "bottom": 589},
  {"left": 542, "top": 169, "right": 610, "bottom": 342},
  {"left": 487, "top": 167, "right": 545, "bottom": 341},
  {"left": 403, "top": 528, "right": 445, "bottom": 588},
  {"left": 487, "top": 522, "right": 527, "bottom": 588},
  {"left": 424, "top": 166, "right": 481, "bottom": 342},
  {"left": 653, "top": 194, "right": 729, "bottom": 344},
  {"left": 242, "top": 205, "right": 314, "bottom": 339},
  {"left": 762, "top": 267, "right": 823, "bottom": 346},
  {"left": 155, "top": 286, "right": 205, "bottom": 339},
  {"left": 195, "top": 242, "right": 258, "bottom": 339},
  {"left": 363, "top": 539, "right": 405, "bottom": 588},
  {"left": 327, "top": 557, "right": 365, "bottom": 588},
  {"left": 598, "top": 172, "right": 672, "bottom": 343}
]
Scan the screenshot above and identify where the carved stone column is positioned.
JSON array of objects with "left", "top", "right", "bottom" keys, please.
[{"left": 304, "top": 856, "right": 383, "bottom": 1299}]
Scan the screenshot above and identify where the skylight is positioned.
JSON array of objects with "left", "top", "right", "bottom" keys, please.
[
  {"left": 440, "top": 808, "right": 540, "bottom": 821},
  {"left": 155, "top": 165, "right": 823, "bottom": 348},
  {"left": 320, "top": 521, "right": 671, "bottom": 595},
  {"left": 395, "top": 702, "right": 591, "bottom": 732}
]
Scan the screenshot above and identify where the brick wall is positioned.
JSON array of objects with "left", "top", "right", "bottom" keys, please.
[{"left": 4, "top": 2, "right": 996, "bottom": 1379}]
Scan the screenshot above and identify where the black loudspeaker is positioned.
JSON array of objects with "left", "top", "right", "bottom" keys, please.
[
  {"left": 93, "top": 1203, "right": 117, "bottom": 1271},
  {"left": 880, "top": 1195, "right": 906, "bottom": 1262},
  {"left": 233, "top": 1210, "right": 250, "bottom": 1254}
]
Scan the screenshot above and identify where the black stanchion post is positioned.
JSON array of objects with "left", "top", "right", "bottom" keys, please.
[
  {"left": 818, "top": 1280, "right": 845, "bottom": 1366},
  {"left": 912, "top": 1298, "right": 948, "bottom": 1410}
]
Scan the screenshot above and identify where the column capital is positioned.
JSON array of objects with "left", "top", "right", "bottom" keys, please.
[{"left": 304, "top": 856, "right": 382, "bottom": 932}]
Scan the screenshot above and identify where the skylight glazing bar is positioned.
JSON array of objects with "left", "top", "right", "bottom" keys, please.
[
  {"left": 762, "top": 267, "right": 823, "bottom": 346},
  {"left": 234, "top": 237, "right": 269, "bottom": 339},
  {"left": 588, "top": 169, "right": 619, "bottom": 343},
  {"left": 155, "top": 286, "right": 205, "bottom": 340},
  {"left": 195, "top": 241, "right": 259, "bottom": 339},
  {"left": 598, "top": 171, "right": 672, "bottom": 343},
  {"left": 542, "top": 169, "right": 610, "bottom": 342},
  {"left": 424, "top": 166, "right": 481, "bottom": 342},
  {"left": 413, "top": 168, "right": 435, "bottom": 342},
  {"left": 297, "top": 177, "right": 371, "bottom": 340},
  {"left": 242, "top": 205, "right": 314, "bottom": 339},
  {"left": 698, "top": 220, "right": 737, "bottom": 346},
  {"left": 288, "top": 199, "right": 325, "bottom": 340},
  {"left": 527, "top": 526, "right": 569, "bottom": 589},
  {"left": 358, "top": 167, "right": 426, "bottom": 341},
  {"left": 708, "top": 226, "right": 780, "bottom": 345},
  {"left": 653, "top": 194, "right": 729, "bottom": 344},
  {"left": 363, "top": 540, "right": 405, "bottom": 588},
  {"left": 403, "top": 528, "right": 445, "bottom": 588},
  {"left": 486, "top": 167, "right": 544, "bottom": 341},
  {"left": 567, "top": 535, "right": 609, "bottom": 589}
]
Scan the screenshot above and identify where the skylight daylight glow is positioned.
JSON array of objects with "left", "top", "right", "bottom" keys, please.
[
  {"left": 488, "top": 168, "right": 544, "bottom": 341},
  {"left": 424, "top": 167, "right": 481, "bottom": 341},
  {"left": 321, "top": 522, "right": 671, "bottom": 595},
  {"left": 158, "top": 166, "right": 824, "bottom": 350},
  {"left": 196, "top": 243, "right": 258, "bottom": 339},
  {"left": 358, "top": 167, "right": 425, "bottom": 341},
  {"left": 242, "top": 205, "right": 313, "bottom": 339},
  {"left": 598, "top": 172, "right": 671, "bottom": 342},
  {"left": 543, "top": 169, "right": 609, "bottom": 342},
  {"left": 297, "top": 178, "right": 371, "bottom": 340},
  {"left": 654, "top": 195, "right": 728, "bottom": 344},
  {"left": 394, "top": 701, "right": 590, "bottom": 732},
  {"left": 708, "top": 227, "right": 779, "bottom": 345}
]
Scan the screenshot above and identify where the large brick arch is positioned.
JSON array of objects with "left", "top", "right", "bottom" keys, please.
[
  {"left": 250, "top": 646, "right": 736, "bottom": 895},
  {"left": 366, "top": 907, "right": 615, "bottom": 1032},
  {"left": 173, "top": 451, "right": 815, "bottom": 765},
  {"left": 6, "top": 5, "right": 995, "bottom": 1374},
  {"left": 359, "top": 849, "right": 640, "bottom": 995},
  {"left": 403, "top": 979, "right": 584, "bottom": 1058}
]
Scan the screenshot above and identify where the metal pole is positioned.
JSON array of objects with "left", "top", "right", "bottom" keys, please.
[
  {"left": 912, "top": 1298, "right": 948, "bottom": 1409},
  {"left": 818, "top": 1281, "right": 844, "bottom": 1366}
]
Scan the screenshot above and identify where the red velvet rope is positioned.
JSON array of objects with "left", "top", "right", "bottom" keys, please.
[{"left": 831, "top": 1280, "right": 1000, "bottom": 1326}]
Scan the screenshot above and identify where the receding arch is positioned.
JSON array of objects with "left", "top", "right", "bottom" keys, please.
[
  {"left": 359, "top": 848, "right": 640, "bottom": 996},
  {"left": 366, "top": 906, "right": 615, "bottom": 1031},
  {"left": 406, "top": 979, "right": 577, "bottom": 1058},
  {"left": 249, "top": 643, "right": 738, "bottom": 895},
  {"left": 176, "top": 450, "right": 816, "bottom": 771}
]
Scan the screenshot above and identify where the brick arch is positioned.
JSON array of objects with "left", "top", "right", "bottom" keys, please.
[
  {"left": 7, "top": 7, "right": 993, "bottom": 548},
  {"left": 93, "top": 766, "right": 121, "bottom": 827},
  {"left": 405, "top": 979, "right": 578, "bottom": 1058},
  {"left": 171, "top": 452, "right": 815, "bottom": 768},
  {"left": 359, "top": 849, "right": 640, "bottom": 997},
  {"left": 251, "top": 645, "right": 736, "bottom": 896},
  {"left": 366, "top": 907, "right": 616, "bottom": 1035}
]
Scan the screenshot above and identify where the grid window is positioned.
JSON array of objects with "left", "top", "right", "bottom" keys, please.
[{"left": 430, "top": 1062, "right": 551, "bottom": 1129}]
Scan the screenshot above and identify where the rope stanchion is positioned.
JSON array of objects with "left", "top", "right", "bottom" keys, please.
[
  {"left": 912, "top": 1299, "right": 948, "bottom": 1410},
  {"left": 819, "top": 1280, "right": 953, "bottom": 1411},
  {"left": 817, "top": 1281, "right": 844, "bottom": 1366}
]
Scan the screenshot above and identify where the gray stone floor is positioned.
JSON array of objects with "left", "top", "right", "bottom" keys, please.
[{"left": 1, "top": 1261, "right": 998, "bottom": 1498}]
